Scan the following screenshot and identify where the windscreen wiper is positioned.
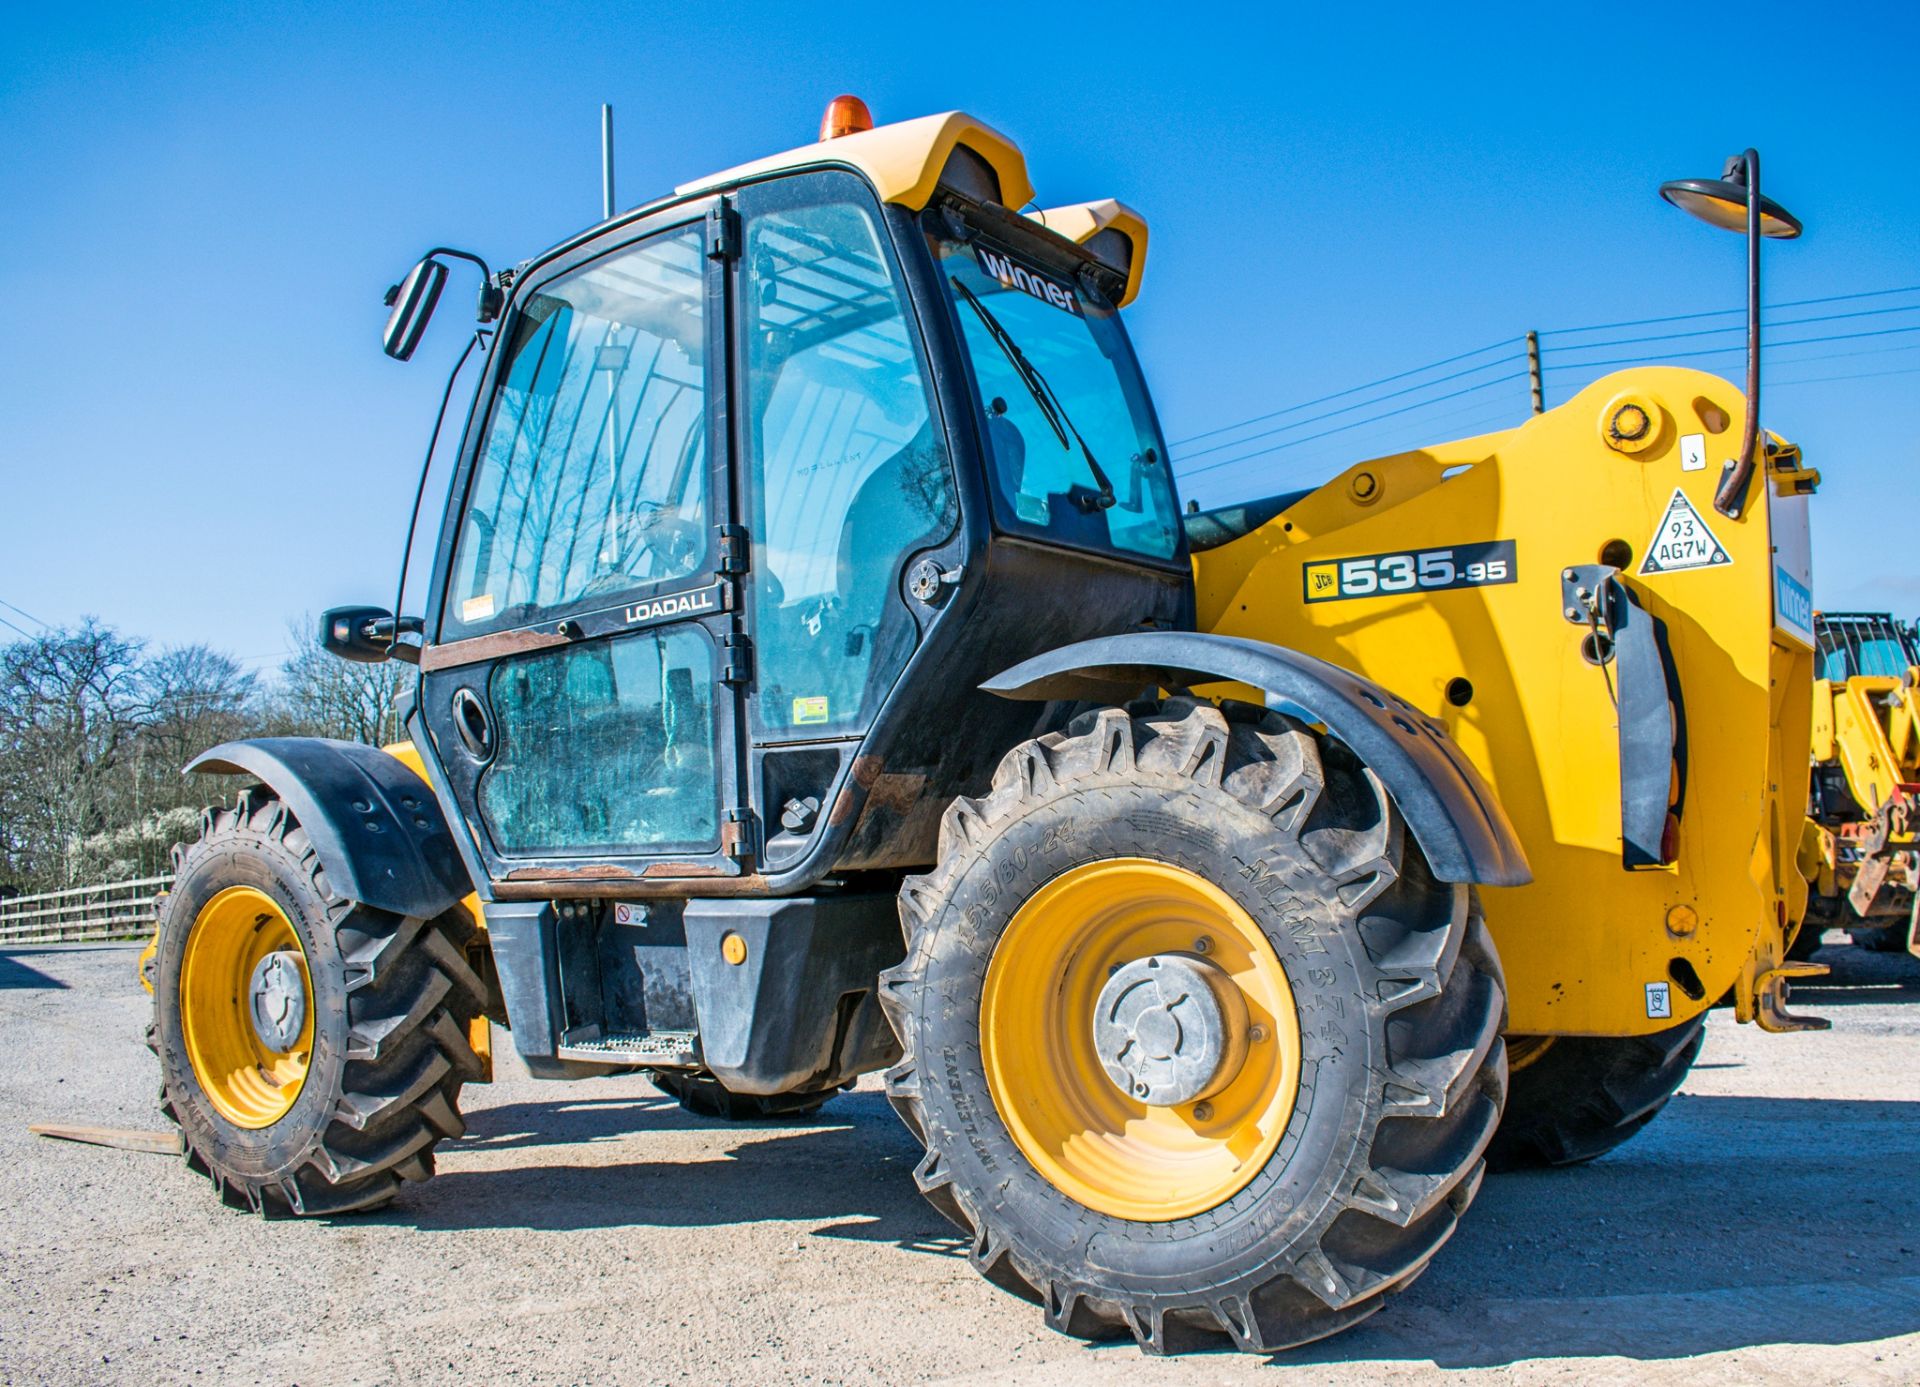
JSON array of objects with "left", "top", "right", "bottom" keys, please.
[{"left": 950, "top": 276, "right": 1115, "bottom": 510}]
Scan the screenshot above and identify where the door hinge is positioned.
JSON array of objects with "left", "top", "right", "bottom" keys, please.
[
  {"left": 722, "top": 807, "right": 757, "bottom": 861},
  {"left": 716, "top": 523, "right": 750, "bottom": 575},
  {"left": 721, "top": 632, "right": 754, "bottom": 685},
  {"left": 706, "top": 201, "right": 740, "bottom": 261}
]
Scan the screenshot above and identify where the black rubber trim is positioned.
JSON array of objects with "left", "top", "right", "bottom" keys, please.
[
  {"left": 981, "top": 633, "right": 1531, "bottom": 886},
  {"left": 185, "top": 737, "right": 470, "bottom": 919}
]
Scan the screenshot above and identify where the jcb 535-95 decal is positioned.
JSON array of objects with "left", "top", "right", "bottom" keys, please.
[{"left": 1303, "top": 540, "right": 1517, "bottom": 603}]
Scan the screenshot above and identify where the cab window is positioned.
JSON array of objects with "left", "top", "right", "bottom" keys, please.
[
  {"left": 444, "top": 223, "right": 708, "bottom": 636},
  {"left": 741, "top": 175, "right": 955, "bottom": 740}
]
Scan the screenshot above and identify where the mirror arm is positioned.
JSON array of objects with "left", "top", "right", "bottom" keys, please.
[
  {"left": 421, "top": 247, "right": 503, "bottom": 323},
  {"left": 391, "top": 328, "right": 490, "bottom": 653}
]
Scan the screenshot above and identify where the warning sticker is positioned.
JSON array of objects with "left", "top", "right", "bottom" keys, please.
[
  {"left": 792, "top": 696, "right": 829, "bottom": 725},
  {"left": 1645, "top": 981, "right": 1672, "bottom": 1020},
  {"left": 1638, "top": 489, "right": 1731, "bottom": 575},
  {"left": 1679, "top": 432, "right": 1707, "bottom": 472}
]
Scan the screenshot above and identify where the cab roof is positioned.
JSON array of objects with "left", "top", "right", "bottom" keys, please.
[{"left": 672, "top": 109, "right": 1148, "bottom": 307}]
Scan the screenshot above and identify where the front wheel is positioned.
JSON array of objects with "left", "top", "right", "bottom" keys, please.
[
  {"left": 880, "top": 699, "right": 1508, "bottom": 1354},
  {"left": 151, "top": 788, "right": 488, "bottom": 1214}
]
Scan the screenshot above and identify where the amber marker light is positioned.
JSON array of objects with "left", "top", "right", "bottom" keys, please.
[{"left": 820, "top": 94, "right": 874, "bottom": 141}]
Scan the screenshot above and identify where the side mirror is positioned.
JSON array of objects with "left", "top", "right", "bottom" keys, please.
[
  {"left": 321, "top": 606, "right": 425, "bottom": 664},
  {"left": 382, "top": 258, "right": 449, "bottom": 361}
]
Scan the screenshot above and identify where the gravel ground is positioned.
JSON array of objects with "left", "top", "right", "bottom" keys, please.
[{"left": 1, "top": 934, "right": 1917, "bottom": 1386}]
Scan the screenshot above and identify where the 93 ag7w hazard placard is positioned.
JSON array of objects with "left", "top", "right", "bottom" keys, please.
[{"left": 1303, "top": 540, "right": 1517, "bottom": 603}]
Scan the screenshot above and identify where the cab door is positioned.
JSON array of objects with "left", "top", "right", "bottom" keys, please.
[{"left": 418, "top": 208, "right": 750, "bottom": 881}]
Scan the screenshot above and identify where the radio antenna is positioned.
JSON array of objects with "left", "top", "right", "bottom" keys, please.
[{"left": 601, "top": 104, "right": 616, "bottom": 221}]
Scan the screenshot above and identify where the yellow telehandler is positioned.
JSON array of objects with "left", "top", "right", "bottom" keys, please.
[
  {"left": 1795, "top": 611, "right": 1920, "bottom": 956},
  {"left": 142, "top": 99, "right": 1818, "bottom": 1353}
]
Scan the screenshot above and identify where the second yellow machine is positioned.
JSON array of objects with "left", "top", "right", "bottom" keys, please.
[{"left": 145, "top": 101, "right": 1818, "bottom": 1354}]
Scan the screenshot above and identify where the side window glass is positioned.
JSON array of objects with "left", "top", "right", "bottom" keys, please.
[
  {"left": 445, "top": 224, "right": 708, "bottom": 635},
  {"left": 743, "top": 185, "right": 954, "bottom": 739},
  {"left": 480, "top": 628, "right": 717, "bottom": 854}
]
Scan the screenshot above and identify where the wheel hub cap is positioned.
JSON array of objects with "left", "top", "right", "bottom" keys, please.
[
  {"left": 1093, "top": 953, "right": 1248, "bottom": 1106},
  {"left": 248, "top": 950, "right": 307, "bottom": 1053}
]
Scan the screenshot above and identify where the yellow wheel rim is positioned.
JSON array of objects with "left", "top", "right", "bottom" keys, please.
[
  {"left": 178, "top": 885, "right": 314, "bottom": 1129},
  {"left": 1507, "top": 1035, "right": 1555, "bottom": 1073},
  {"left": 980, "top": 858, "right": 1302, "bottom": 1221}
]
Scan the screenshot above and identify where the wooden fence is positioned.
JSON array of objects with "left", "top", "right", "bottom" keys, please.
[{"left": 0, "top": 874, "right": 172, "bottom": 946}]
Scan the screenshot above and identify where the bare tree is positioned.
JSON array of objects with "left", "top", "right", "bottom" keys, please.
[
  {"left": 265, "top": 615, "right": 410, "bottom": 747},
  {"left": 0, "top": 615, "right": 411, "bottom": 893},
  {"left": 0, "top": 620, "right": 147, "bottom": 887}
]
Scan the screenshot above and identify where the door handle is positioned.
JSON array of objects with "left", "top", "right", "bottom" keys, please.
[{"left": 451, "top": 686, "right": 494, "bottom": 761}]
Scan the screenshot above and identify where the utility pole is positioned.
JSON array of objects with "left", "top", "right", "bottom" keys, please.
[{"left": 1526, "top": 330, "right": 1544, "bottom": 414}]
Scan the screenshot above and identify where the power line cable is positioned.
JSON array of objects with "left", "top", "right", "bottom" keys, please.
[
  {"left": 1755, "top": 340, "right": 1920, "bottom": 369},
  {"left": 1543, "top": 283, "right": 1920, "bottom": 336},
  {"left": 1543, "top": 323, "right": 1920, "bottom": 372},
  {"left": 1544, "top": 301, "right": 1920, "bottom": 356},
  {"left": 1173, "top": 350, "right": 1525, "bottom": 463},
  {"left": 0, "top": 597, "right": 49, "bottom": 629},
  {"left": 1274, "top": 401, "right": 1524, "bottom": 482},
  {"left": 1771, "top": 364, "right": 1920, "bottom": 388},
  {"left": 1166, "top": 336, "right": 1517, "bottom": 449},
  {"left": 0, "top": 612, "right": 38, "bottom": 641},
  {"left": 1169, "top": 282, "right": 1919, "bottom": 476},
  {"left": 1177, "top": 371, "right": 1528, "bottom": 481}
]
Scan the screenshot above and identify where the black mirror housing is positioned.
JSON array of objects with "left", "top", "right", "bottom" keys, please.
[
  {"left": 321, "top": 605, "right": 423, "bottom": 664},
  {"left": 383, "top": 258, "right": 449, "bottom": 361}
]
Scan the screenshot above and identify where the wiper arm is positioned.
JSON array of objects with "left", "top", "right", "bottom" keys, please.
[{"left": 950, "top": 276, "right": 1115, "bottom": 510}]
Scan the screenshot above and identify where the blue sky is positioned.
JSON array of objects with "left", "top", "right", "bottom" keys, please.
[{"left": 2, "top": 2, "right": 1916, "bottom": 669}]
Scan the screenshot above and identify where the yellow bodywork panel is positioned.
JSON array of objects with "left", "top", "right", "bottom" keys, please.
[
  {"left": 1192, "top": 368, "right": 1813, "bottom": 1036},
  {"left": 1029, "top": 199, "right": 1150, "bottom": 307},
  {"left": 1816, "top": 674, "right": 1920, "bottom": 811},
  {"left": 678, "top": 110, "right": 1034, "bottom": 218},
  {"left": 676, "top": 113, "right": 1147, "bottom": 307}
]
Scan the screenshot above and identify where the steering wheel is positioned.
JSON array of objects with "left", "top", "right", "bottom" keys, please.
[{"left": 583, "top": 503, "right": 703, "bottom": 594}]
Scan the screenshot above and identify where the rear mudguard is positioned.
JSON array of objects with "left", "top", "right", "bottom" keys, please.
[
  {"left": 185, "top": 738, "right": 469, "bottom": 920},
  {"left": 985, "top": 632, "right": 1531, "bottom": 887}
]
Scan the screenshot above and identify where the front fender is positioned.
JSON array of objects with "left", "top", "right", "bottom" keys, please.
[
  {"left": 185, "top": 737, "right": 469, "bottom": 919},
  {"left": 983, "top": 632, "right": 1530, "bottom": 887}
]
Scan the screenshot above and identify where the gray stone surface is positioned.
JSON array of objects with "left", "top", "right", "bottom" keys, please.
[{"left": 1, "top": 935, "right": 1916, "bottom": 1385}]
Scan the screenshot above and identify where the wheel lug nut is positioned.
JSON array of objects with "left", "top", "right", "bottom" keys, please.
[
  {"left": 1194, "top": 936, "right": 1213, "bottom": 954},
  {"left": 1192, "top": 1101, "right": 1213, "bottom": 1121},
  {"left": 1249, "top": 1024, "right": 1269, "bottom": 1043}
]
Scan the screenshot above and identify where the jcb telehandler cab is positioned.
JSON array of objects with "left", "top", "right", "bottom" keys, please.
[
  {"left": 1797, "top": 611, "right": 1920, "bottom": 955},
  {"left": 147, "top": 101, "right": 1817, "bottom": 1354}
]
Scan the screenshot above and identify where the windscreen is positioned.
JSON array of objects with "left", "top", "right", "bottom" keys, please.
[{"left": 929, "top": 224, "right": 1180, "bottom": 562}]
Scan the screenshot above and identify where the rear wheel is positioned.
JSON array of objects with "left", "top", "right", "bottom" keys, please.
[
  {"left": 1849, "top": 922, "right": 1909, "bottom": 953},
  {"left": 647, "top": 1069, "right": 839, "bottom": 1120},
  {"left": 151, "top": 788, "right": 487, "bottom": 1214},
  {"left": 881, "top": 699, "right": 1507, "bottom": 1354},
  {"left": 1485, "top": 1016, "right": 1706, "bottom": 1171}
]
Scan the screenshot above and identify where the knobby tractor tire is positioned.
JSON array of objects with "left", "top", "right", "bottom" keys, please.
[
  {"left": 1485, "top": 1016, "right": 1706, "bottom": 1172},
  {"left": 1849, "top": 922, "right": 1910, "bottom": 953},
  {"left": 878, "top": 698, "right": 1509, "bottom": 1355},
  {"left": 150, "top": 787, "right": 488, "bottom": 1215},
  {"left": 647, "top": 1069, "right": 838, "bottom": 1121}
]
